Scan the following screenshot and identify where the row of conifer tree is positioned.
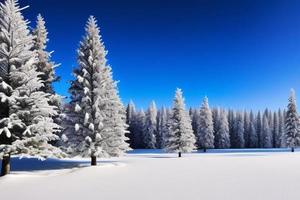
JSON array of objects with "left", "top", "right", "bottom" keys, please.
[{"left": 126, "top": 92, "right": 297, "bottom": 151}]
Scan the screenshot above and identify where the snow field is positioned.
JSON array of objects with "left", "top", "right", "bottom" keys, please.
[{"left": 1, "top": 150, "right": 300, "bottom": 200}]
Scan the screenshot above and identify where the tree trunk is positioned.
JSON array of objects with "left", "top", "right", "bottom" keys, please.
[
  {"left": 91, "top": 155, "right": 97, "bottom": 166},
  {"left": 1, "top": 155, "right": 11, "bottom": 176},
  {"left": 178, "top": 152, "right": 182, "bottom": 158},
  {"left": 291, "top": 147, "right": 295, "bottom": 152},
  {"left": 203, "top": 148, "right": 207, "bottom": 153}
]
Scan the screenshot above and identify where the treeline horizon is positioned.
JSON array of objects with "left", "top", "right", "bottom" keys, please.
[{"left": 125, "top": 97, "right": 289, "bottom": 150}]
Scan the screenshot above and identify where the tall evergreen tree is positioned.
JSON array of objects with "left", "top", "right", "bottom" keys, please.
[
  {"left": 256, "top": 111, "right": 262, "bottom": 147},
  {"left": 212, "top": 107, "right": 221, "bottom": 138},
  {"left": 234, "top": 112, "right": 245, "bottom": 148},
  {"left": 191, "top": 108, "right": 199, "bottom": 139},
  {"left": 157, "top": 107, "right": 168, "bottom": 148},
  {"left": 32, "top": 14, "right": 62, "bottom": 138},
  {"left": 228, "top": 109, "right": 236, "bottom": 147},
  {"left": 126, "top": 100, "right": 136, "bottom": 125},
  {"left": 126, "top": 100, "right": 136, "bottom": 147},
  {"left": 235, "top": 112, "right": 245, "bottom": 148},
  {"left": 32, "top": 14, "right": 59, "bottom": 94},
  {"left": 278, "top": 109, "right": 285, "bottom": 147},
  {"left": 143, "top": 101, "right": 157, "bottom": 148},
  {"left": 214, "top": 109, "right": 230, "bottom": 148},
  {"left": 164, "top": 89, "right": 195, "bottom": 157},
  {"left": 243, "top": 110, "right": 250, "bottom": 148},
  {"left": 62, "top": 16, "right": 129, "bottom": 165},
  {"left": 272, "top": 111, "right": 279, "bottom": 148},
  {"left": 262, "top": 113, "right": 272, "bottom": 148},
  {"left": 131, "top": 110, "right": 146, "bottom": 149},
  {"left": 197, "top": 97, "right": 214, "bottom": 152},
  {"left": 0, "top": 0, "right": 63, "bottom": 176},
  {"left": 284, "top": 89, "right": 300, "bottom": 152},
  {"left": 248, "top": 111, "right": 258, "bottom": 148}
]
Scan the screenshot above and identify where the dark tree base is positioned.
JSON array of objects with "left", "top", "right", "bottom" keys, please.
[
  {"left": 91, "top": 156, "right": 97, "bottom": 166},
  {"left": 1, "top": 155, "right": 11, "bottom": 177},
  {"left": 178, "top": 152, "right": 182, "bottom": 158},
  {"left": 291, "top": 147, "right": 295, "bottom": 152}
]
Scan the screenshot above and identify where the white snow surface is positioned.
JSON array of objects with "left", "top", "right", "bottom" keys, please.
[{"left": 1, "top": 149, "right": 300, "bottom": 200}]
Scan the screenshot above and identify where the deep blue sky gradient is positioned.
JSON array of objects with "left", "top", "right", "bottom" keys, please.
[{"left": 20, "top": 0, "right": 300, "bottom": 110}]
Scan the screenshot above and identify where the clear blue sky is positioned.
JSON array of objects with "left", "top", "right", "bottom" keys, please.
[{"left": 21, "top": 0, "right": 300, "bottom": 110}]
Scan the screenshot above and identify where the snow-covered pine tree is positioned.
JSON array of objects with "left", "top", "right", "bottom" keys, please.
[
  {"left": 32, "top": 14, "right": 59, "bottom": 94},
  {"left": 99, "top": 64, "right": 130, "bottom": 157},
  {"left": 126, "top": 100, "right": 136, "bottom": 125},
  {"left": 262, "top": 113, "right": 272, "bottom": 148},
  {"left": 212, "top": 107, "right": 221, "bottom": 140},
  {"left": 0, "top": 0, "right": 63, "bottom": 176},
  {"left": 164, "top": 89, "right": 195, "bottom": 157},
  {"left": 143, "top": 101, "right": 157, "bottom": 148},
  {"left": 32, "top": 14, "right": 63, "bottom": 139},
  {"left": 157, "top": 106, "right": 168, "bottom": 148},
  {"left": 126, "top": 100, "right": 136, "bottom": 147},
  {"left": 284, "top": 89, "right": 300, "bottom": 152},
  {"left": 248, "top": 111, "right": 258, "bottom": 148},
  {"left": 234, "top": 112, "right": 245, "bottom": 148},
  {"left": 131, "top": 110, "right": 146, "bottom": 148},
  {"left": 272, "top": 111, "right": 279, "bottom": 148},
  {"left": 214, "top": 109, "right": 230, "bottom": 148},
  {"left": 243, "top": 110, "right": 250, "bottom": 148},
  {"left": 156, "top": 109, "right": 161, "bottom": 148},
  {"left": 229, "top": 110, "right": 237, "bottom": 148},
  {"left": 63, "top": 16, "right": 129, "bottom": 164},
  {"left": 256, "top": 111, "right": 262, "bottom": 147},
  {"left": 268, "top": 110, "right": 273, "bottom": 129},
  {"left": 278, "top": 109, "right": 285, "bottom": 147},
  {"left": 197, "top": 97, "right": 214, "bottom": 152},
  {"left": 191, "top": 108, "right": 199, "bottom": 139}
]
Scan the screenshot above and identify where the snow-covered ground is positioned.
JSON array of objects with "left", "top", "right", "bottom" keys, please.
[{"left": 1, "top": 149, "right": 300, "bottom": 200}]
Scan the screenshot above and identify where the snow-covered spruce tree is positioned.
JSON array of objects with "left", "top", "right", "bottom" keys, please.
[
  {"left": 164, "top": 89, "right": 195, "bottom": 157},
  {"left": 262, "top": 113, "right": 272, "bottom": 148},
  {"left": 248, "top": 111, "right": 258, "bottom": 148},
  {"left": 63, "top": 16, "right": 129, "bottom": 164},
  {"left": 272, "top": 111, "right": 279, "bottom": 147},
  {"left": 214, "top": 109, "right": 230, "bottom": 148},
  {"left": 212, "top": 107, "right": 220, "bottom": 140},
  {"left": 32, "top": 14, "right": 60, "bottom": 94},
  {"left": 278, "top": 109, "right": 286, "bottom": 147},
  {"left": 131, "top": 110, "right": 146, "bottom": 148},
  {"left": 284, "top": 89, "right": 300, "bottom": 152},
  {"left": 197, "top": 97, "right": 214, "bottom": 152},
  {"left": 143, "top": 101, "right": 157, "bottom": 148},
  {"left": 191, "top": 108, "right": 199, "bottom": 139},
  {"left": 256, "top": 111, "right": 262, "bottom": 147},
  {"left": 233, "top": 112, "right": 245, "bottom": 148},
  {"left": 157, "top": 106, "right": 168, "bottom": 148},
  {"left": 228, "top": 109, "right": 236, "bottom": 147},
  {"left": 262, "top": 109, "right": 273, "bottom": 147},
  {"left": 126, "top": 100, "right": 136, "bottom": 147},
  {"left": 126, "top": 100, "right": 136, "bottom": 124},
  {"left": 243, "top": 111, "right": 250, "bottom": 148},
  {"left": 0, "top": 0, "right": 63, "bottom": 176},
  {"left": 32, "top": 14, "right": 63, "bottom": 138},
  {"left": 249, "top": 121, "right": 257, "bottom": 148}
]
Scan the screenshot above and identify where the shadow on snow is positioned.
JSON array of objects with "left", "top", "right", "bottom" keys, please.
[{"left": 0, "top": 157, "right": 118, "bottom": 172}]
